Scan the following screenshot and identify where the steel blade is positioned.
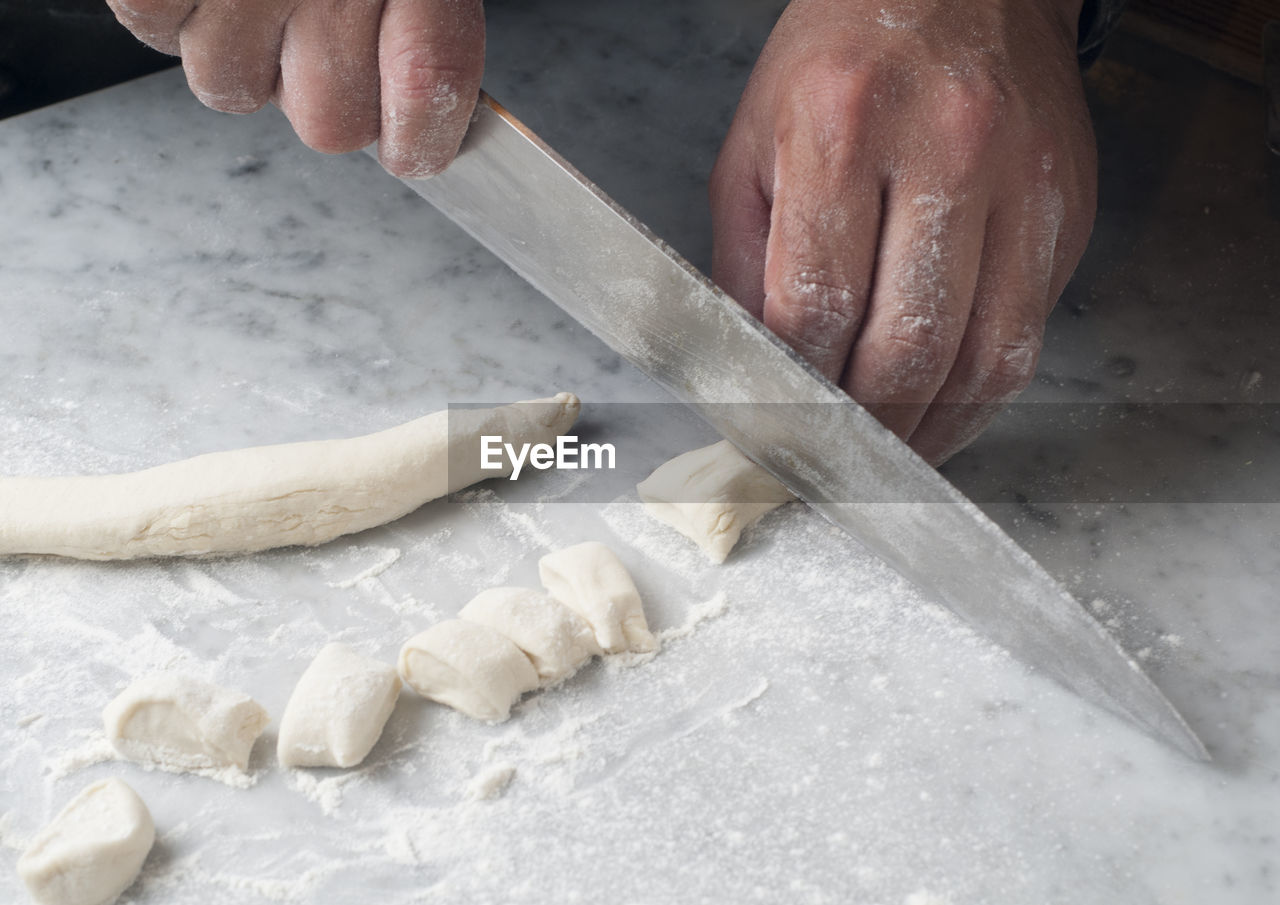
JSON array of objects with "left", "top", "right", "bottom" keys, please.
[{"left": 370, "top": 94, "right": 1207, "bottom": 760}]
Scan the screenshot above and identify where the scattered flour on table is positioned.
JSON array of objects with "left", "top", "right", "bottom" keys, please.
[
  {"left": 599, "top": 496, "right": 712, "bottom": 581},
  {"left": 656, "top": 590, "right": 728, "bottom": 645},
  {"left": 43, "top": 733, "right": 116, "bottom": 781},
  {"left": 327, "top": 546, "right": 402, "bottom": 589},
  {"left": 483, "top": 713, "right": 597, "bottom": 772},
  {"left": 459, "top": 488, "right": 558, "bottom": 551},
  {"left": 1, "top": 478, "right": 1009, "bottom": 903},
  {"left": 465, "top": 763, "right": 517, "bottom": 801},
  {"left": 0, "top": 809, "right": 30, "bottom": 851},
  {"left": 723, "top": 677, "right": 770, "bottom": 715},
  {"left": 904, "top": 891, "right": 953, "bottom": 905},
  {"left": 149, "top": 860, "right": 336, "bottom": 903},
  {"left": 606, "top": 590, "right": 730, "bottom": 670},
  {"left": 288, "top": 768, "right": 369, "bottom": 815},
  {"left": 45, "top": 731, "right": 259, "bottom": 789},
  {"left": 137, "top": 757, "right": 261, "bottom": 789}
]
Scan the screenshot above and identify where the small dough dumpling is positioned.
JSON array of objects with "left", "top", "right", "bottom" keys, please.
[
  {"left": 103, "top": 674, "right": 269, "bottom": 773},
  {"left": 398, "top": 620, "right": 539, "bottom": 721},
  {"left": 277, "top": 643, "right": 402, "bottom": 768},
  {"left": 538, "top": 542, "right": 656, "bottom": 654},
  {"left": 636, "top": 439, "right": 795, "bottom": 563},
  {"left": 458, "top": 586, "right": 602, "bottom": 684},
  {"left": 17, "top": 778, "right": 155, "bottom": 905}
]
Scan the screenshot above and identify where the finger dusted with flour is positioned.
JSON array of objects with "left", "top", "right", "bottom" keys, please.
[
  {"left": 106, "top": 0, "right": 485, "bottom": 175},
  {"left": 378, "top": 0, "right": 485, "bottom": 177},
  {"left": 0, "top": 393, "right": 578, "bottom": 560}
]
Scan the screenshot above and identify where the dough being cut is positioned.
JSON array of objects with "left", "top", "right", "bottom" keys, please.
[
  {"left": 277, "top": 643, "right": 402, "bottom": 768},
  {"left": 103, "top": 674, "right": 269, "bottom": 773},
  {"left": 0, "top": 393, "right": 579, "bottom": 560},
  {"left": 17, "top": 778, "right": 155, "bottom": 905},
  {"left": 458, "top": 586, "right": 601, "bottom": 684},
  {"left": 636, "top": 439, "right": 795, "bottom": 563},
  {"left": 398, "top": 620, "right": 539, "bottom": 721},
  {"left": 538, "top": 542, "right": 656, "bottom": 654}
]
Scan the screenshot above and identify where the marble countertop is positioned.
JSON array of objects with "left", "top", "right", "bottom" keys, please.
[{"left": 1, "top": 2, "right": 1277, "bottom": 903}]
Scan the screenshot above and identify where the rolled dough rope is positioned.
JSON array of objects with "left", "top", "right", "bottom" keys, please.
[
  {"left": 636, "top": 439, "right": 795, "bottom": 564},
  {"left": 398, "top": 620, "right": 540, "bottom": 722},
  {"left": 277, "top": 643, "right": 402, "bottom": 769},
  {"left": 0, "top": 392, "right": 579, "bottom": 560},
  {"left": 103, "top": 674, "right": 270, "bottom": 774},
  {"left": 458, "top": 586, "right": 602, "bottom": 684},
  {"left": 17, "top": 778, "right": 155, "bottom": 905},
  {"left": 538, "top": 541, "right": 656, "bottom": 654}
]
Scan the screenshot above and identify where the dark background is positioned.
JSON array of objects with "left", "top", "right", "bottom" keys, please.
[
  {"left": 0, "top": 0, "right": 174, "bottom": 119},
  {"left": 1, "top": 1, "right": 1273, "bottom": 121}
]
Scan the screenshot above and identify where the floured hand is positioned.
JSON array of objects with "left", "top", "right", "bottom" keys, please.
[
  {"left": 710, "top": 0, "right": 1096, "bottom": 463},
  {"left": 105, "top": 0, "right": 484, "bottom": 177}
]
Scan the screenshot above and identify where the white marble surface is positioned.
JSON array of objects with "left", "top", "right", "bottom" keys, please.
[{"left": 1, "top": 3, "right": 1277, "bottom": 903}]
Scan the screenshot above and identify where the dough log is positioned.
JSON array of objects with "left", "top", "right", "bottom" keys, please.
[
  {"left": 636, "top": 439, "right": 795, "bottom": 563},
  {"left": 0, "top": 392, "right": 579, "bottom": 560},
  {"left": 17, "top": 778, "right": 155, "bottom": 905}
]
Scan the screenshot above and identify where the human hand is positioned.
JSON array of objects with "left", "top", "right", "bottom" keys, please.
[
  {"left": 710, "top": 0, "right": 1097, "bottom": 463},
  {"left": 105, "top": 0, "right": 484, "bottom": 177}
]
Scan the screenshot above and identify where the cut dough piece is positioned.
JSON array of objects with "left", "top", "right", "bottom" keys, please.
[
  {"left": 538, "top": 542, "right": 655, "bottom": 654},
  {"left": 17, "top": 778, "right": 155, "bottom": 905},
  {"left": 398, "top": 620, "right": 539, "bottom": 721},
  {"left": 277, "top": 643, "right": 402, "bottom": 768},
  {"left": 637, "top": 439, "right": 795, "bottom": 563},
  {"left": 103, "top": 674, "right": 269, "bottom": 773},
  {"left": 0, "top": 393, "right": 579, "bottom": 560},
  {"left": 458, "top": 586, "right": 601, "bottom": 684}
]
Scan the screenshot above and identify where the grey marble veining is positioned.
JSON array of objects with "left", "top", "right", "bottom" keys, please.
[{"left": 0, "top": 3, "right": 1277, "bottom": 904}]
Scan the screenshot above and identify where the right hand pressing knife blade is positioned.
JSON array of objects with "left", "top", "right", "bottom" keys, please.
[{"left": 372, "top": 93, "right": 1207, "bottom": 761}]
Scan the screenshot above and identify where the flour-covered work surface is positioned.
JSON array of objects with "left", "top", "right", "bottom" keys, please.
[{"left": 1, "top": 2, "right": 1277, "bottom": 903}]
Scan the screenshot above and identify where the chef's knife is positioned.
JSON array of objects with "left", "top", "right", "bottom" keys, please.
[{"left": 371, "top": 93, "right": 1208, "bottom": 761}]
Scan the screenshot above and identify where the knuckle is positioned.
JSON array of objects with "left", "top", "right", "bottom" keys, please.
[
  {"left": 875, "top": 307, "right": 963, "bottom": 394},
  {"left": 766, "top": 269, "right": 868, "bottom": 372},
  {"left": 384, "top": 46, "right": 472, "bottom": 108},
  {"left": 771, "top": 299, "right": 856, "bottom": 354},
  {"left": 768, "top": 266, "right": 869, "bottom": 356},
  {"left": 799, "top": 65, "right": 879, "bottom": 123},
  {"left": 970, "top": 338, "right": 1039, "bottom": 402},
  {"left": 784, "top": 265, "right": 867, "bottom": 317},
  {"left": 887, "top": 313, "right": 951, "bottom": 364},
  {"left": 782, "top": 64, "right": 878, "bottom": 160},
  {"left": 933, "top": 79, "right": 1004, "bottom": 166}
]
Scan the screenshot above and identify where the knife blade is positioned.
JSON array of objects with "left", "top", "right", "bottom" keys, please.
[{"left": 371, "top": 93, "right": 1208, "bottom": 761}]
